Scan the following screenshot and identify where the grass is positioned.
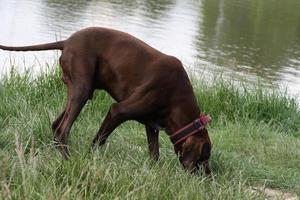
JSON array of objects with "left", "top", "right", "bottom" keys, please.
[{"left": 0, "top": 65, "right": 299, "bottom": 199}]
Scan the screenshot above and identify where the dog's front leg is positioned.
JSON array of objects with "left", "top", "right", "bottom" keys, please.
[
  {"left": 92, "top": 90, "right": 156, "bottom": 150},
  {"left": 145, "top": 126, "right": 159, "bottom": 161},
  {"left": 92, "top": 103, "right": 129, "bottom": 147},
  {"left": 92, "top": 92, "right": 150, "bottom": 147}
]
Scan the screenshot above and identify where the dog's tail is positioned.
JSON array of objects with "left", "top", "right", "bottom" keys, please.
[{"left": 0, "top": 41, "right": 65, "bottom": 51}]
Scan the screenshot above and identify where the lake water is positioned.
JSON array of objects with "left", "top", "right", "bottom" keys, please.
[{"left": 0, "top": 0, "right": 300, "bottom": 97}]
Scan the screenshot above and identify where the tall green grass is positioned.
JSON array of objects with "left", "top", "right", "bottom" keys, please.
[
  {"left": 192, "top": 75, "right": 300, "bottom": 135},
  {"left": 0, "top": 67, "right": 299, "bottom": 199}
]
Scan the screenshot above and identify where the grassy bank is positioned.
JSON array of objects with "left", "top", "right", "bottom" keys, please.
[{"left": 0, "top": 67, "right": 299, "bottom": 199}]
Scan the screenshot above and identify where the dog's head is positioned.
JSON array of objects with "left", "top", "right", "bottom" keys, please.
[{"left": 178, "top": 128, "right": 212, "bottom": 175}]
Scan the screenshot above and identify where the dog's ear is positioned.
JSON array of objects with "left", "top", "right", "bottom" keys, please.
[
  {"left": 199, "top": 142, "right": 211, "bottom": 162},
  {"left": 199, "top": 142, "right": 212, "bottom": 176},
  {"left": 180, "top": 137, "right": 203, "bottom": 172}
]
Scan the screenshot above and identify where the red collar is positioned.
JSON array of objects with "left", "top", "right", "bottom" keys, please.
[{"left": 170, "top": 114, "right": 211, "bottom": 145}]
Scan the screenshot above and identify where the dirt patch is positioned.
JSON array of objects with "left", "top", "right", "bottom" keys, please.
[{"left": 249, "top": 187, "right": 298, "bottom": 200}]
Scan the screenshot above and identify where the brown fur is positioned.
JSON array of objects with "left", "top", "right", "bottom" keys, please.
[{"left": 0, "top": 27, "right": 212, "bottom": 175}]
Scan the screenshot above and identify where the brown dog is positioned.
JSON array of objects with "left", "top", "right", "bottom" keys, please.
[{"left": 0, "top": 27, "right": 212, "bottom": 174}]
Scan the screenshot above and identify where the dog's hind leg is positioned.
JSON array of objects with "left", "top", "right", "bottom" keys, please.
[
  {"left": 54, "top": 56, "right": 94, "bottom": 159},
  {"left": 52, "top": 110, "right": 65, "bottom": 132},
  {"left": 54, "top": 84, "right": 92, "bottom": 158},
  {"left": 145, "top": 126, "right": 159, "bottom": 161},
  {"left": 51, "top": 55, "right": 69, "bottom": 133}
]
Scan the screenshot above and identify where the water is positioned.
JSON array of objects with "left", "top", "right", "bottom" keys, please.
[{"left": 0, "top": 0, "right": 300, "bottom": 97}]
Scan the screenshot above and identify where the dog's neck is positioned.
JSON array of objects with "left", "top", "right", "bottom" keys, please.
[
  {"left": 163, "top": 100, "right": 202, "bottom": 153},
  {"left": 168, "top": 99, "right": 200, "bottom": 128}
]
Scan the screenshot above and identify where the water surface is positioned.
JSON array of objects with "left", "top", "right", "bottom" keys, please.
[{"left": 0, "top": 0, "right": 300, "bottom": 96}]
